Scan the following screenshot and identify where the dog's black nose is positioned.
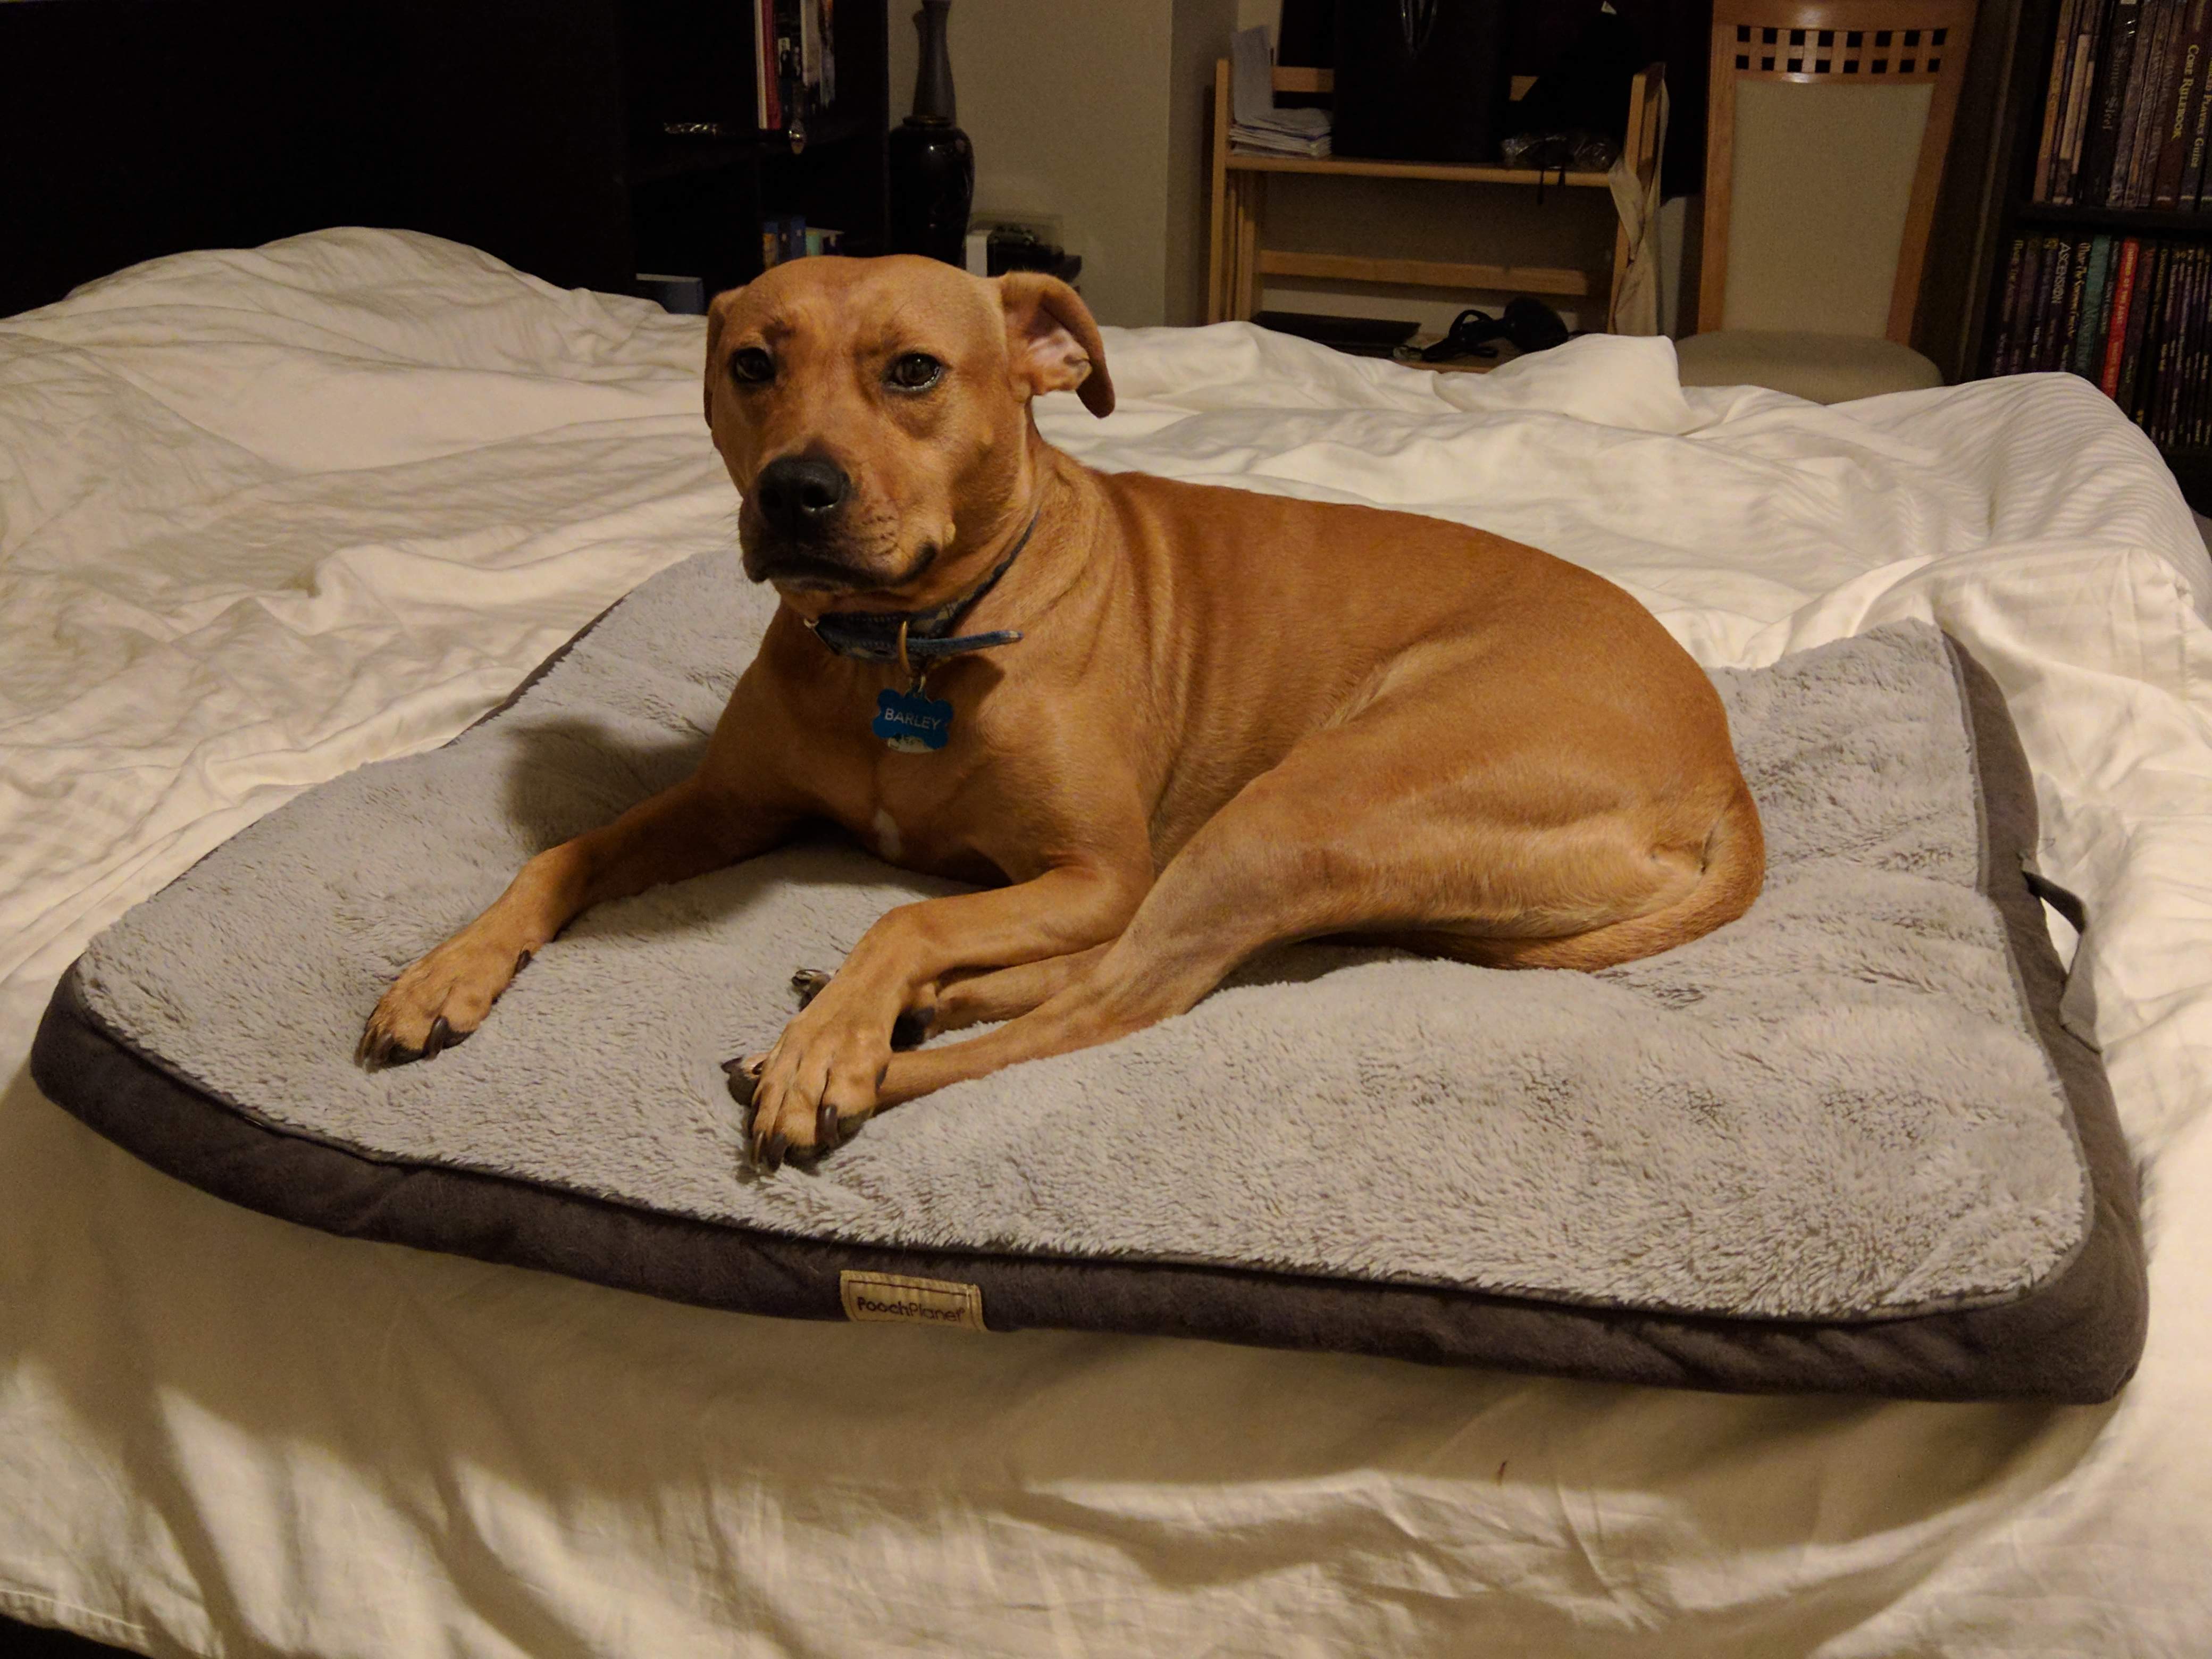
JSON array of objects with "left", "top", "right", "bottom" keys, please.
[{"left": 753, "top": 456, "right": 850, "bottom": 535}]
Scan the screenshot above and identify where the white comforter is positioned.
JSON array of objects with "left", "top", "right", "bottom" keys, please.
[{"left": 4, "top": 230, "right": 2209, "bottom": 1657}]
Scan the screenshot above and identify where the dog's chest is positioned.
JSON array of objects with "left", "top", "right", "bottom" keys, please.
[{"left": 821, "top": 756, "right": 1008, "bottom": 884}]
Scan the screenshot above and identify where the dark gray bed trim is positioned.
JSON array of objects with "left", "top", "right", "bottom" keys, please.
[{"left": 27, "top": 640, "right": 2148, "bottom": 1403}]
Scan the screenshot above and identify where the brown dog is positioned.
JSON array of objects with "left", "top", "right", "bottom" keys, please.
[{"left": 360, "top": 255, "right": 1763, "bottom": 1168}]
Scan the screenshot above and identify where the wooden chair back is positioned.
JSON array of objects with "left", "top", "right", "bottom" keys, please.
[{"left": 1699, "top": 1, "right": 1976, "bottom": 342}]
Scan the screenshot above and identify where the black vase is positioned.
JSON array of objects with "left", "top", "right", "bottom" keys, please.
[{"left": 888, "top": 0, "right": 974, "bottom": 265}]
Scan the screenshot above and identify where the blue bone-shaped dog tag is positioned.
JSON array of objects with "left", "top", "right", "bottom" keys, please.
[{"left": 873, "top": 685, "right": 954, "bottom": 752}]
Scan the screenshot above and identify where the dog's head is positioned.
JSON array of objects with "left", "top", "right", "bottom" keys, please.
[{"left": 702, "top": 255, "right": 1112, "bottom": 613}]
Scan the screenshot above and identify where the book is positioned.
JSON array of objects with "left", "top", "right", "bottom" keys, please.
[
  {"left": 2114, "top": 0, "right": 2171, "bottom": 203},
  {"left": 2074, "top": 234, "right": 2116, "bottom": 378},
  {"left": 2055, "top": 237, "right": 2085, "bottom": 370},
  {"left": 2081, "top": 0, "right": 2146, "bottom": 205},
  {"left": 2155, "top": 244, "right": 2188, "bottom": 438},
  {"left": 2145, "top": 0, "right": 2197, "bottom": 198},
  {"left": 2058, "top": 3, "right": 2112, "bottom": 200},
  {"left": 2121, "top": 241, "right": 2166, "bottom": 419},
  {"left": 2027, "top": 236, "right": 2064, "bottom": 370},
  {"left": 756, "top": 0, "right": 781, "bottom": 131},
  {"left": 2180, "top": 249, "right": 2206, "bottom": 441},
  {"left": 2176, "top": 246, "right": 2194, "bottom": 442},
  {"left": 1994, "top": 235, "right": 2029, "bottom": 372},
  {"left": 2148, "top": 242, "right": 2177, "bottom": 430},
  {"left": 2101, "top": 236, "right": 2143, "bottom": 395},
  {"left": 2026, "top": 237, "right": 2052, "bottom": 374},
  {"left": 2191, "top": 252, "right": 2211, "bottom": 443},
  {"left": 2152, "top": 0, "right": 2208, "bottom": 203},
  {"left": 2183, "top": 29, "right": 2212, "bottom": 201},
  {"left": 2060, "top": 234, "right": 2097, "bottom": 370},
  {"left": 2038, "top": 0, "right": 2090, "bottom": 200}
]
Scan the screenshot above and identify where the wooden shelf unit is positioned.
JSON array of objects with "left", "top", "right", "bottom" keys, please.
[{"left": 1205, "top": 60, "right": 1663, "bottom": 330}]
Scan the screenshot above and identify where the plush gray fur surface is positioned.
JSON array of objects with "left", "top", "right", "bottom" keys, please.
[{"left": 77, "top": 551, "right": 2088, "bottom": 1320}]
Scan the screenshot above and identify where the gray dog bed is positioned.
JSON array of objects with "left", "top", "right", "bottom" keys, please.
[{"left": 32, "top": 549, "right": 2146, "bottom": 1401}]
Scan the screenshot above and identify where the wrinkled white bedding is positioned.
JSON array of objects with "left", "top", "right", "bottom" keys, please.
[{"left": 4, "top": 229, "right": 2209, "bottom": 1657}]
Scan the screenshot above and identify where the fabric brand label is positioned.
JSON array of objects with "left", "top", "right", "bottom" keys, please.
[{"left": 839, "top": 1270, "right": 986, "bottom": 1332}]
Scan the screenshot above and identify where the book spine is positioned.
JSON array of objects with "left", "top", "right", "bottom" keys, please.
[
  {"left": 2083, "top": 0, "right": 2145, "bottom": 204},
  {"left": 2062, "top": 235, "right": 2096, "bottom": 370},
  {"left": 755, "top": 0, "right": 777, "bottom": 129},
  {"left": 2152, "top": 248, "right": 2177, "bottom": 439},
  {"left": 2102, "top": 236, "right": 2143, "bottom": 393},
  {"left": 2012, "top": 237, "right": 2050, "bottom": 374},
  {"left": 2040, "top": 0, "right": 2090, "bottom": 199},
  {"left": 2183, "top": 249, "right": 2207, "bottom": 442},
  {"left": 2155, "top": 0, "right": 2209, "bottom": 202},
  {"left": 2185, "top": 38, "right": 2212, "bottom": 201},
  {"left": 1993, "top": 235, "right": 2028, "bottom": 373},
  {"left": 2123, "top": 240, "right": 2159, "bottom": 422},
  {"left": 2056, "top": 237, "right": 2085, "bottom": 370},
  {"left": 2060, "top": 9, "right": 2109, "bottom": 200},
  {"left": 2057, "top": 27, "right": 2094, "bottom": 200},
  {"left": 2027, "top": 237, "right": 2059, "bottom": 370},
  {"left": 2185, "top": 248, "right": 2207, "bottom": 441},
  {"left": 2114, "top": 0, "right": 2167, "bottom": 205},
  {"left": 2027, "top": 238, "right": 2052, "bottom": 373},
  {"left": 2116, "top": 0, "right": 2164, "bottom": 203},
  {"left": 2118, "top": 241, "right": 2158, "bottom": 409},
  {"left": 2052, "top": 6, "right": 2106, "bottom": 199},
  {"left": 776, "top": 0, "right": 801, "bottom": 130},
  {"left": 2146, "top": 0, "right": 2193, "bottom": 199},
  {"left": 2192, "top": 251, "right": 2211, "bottom": 443},
  {"left": 2075, "top": 234, "right": 2116, "bottom": 376},
  {"left": 2185, "top": 246, "right": 2203, "bottom": 442},
  {"left": 2157, "top": 245, "right": 2189, "bottom": 439}
]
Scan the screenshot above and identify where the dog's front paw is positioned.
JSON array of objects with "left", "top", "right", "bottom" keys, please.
[
  {"left": 725, "top": 1016, "right": 886, "bottom": 1172},
  {"left": 358, "top": 936, "right": 533, "bottom": 1068}
]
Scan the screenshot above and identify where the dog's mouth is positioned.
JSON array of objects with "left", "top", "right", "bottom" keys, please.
[{"left": 744, "top": 536, "right": 939, "bottom": 597}]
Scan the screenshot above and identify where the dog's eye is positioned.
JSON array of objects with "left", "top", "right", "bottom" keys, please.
[
  {"left": 730, "top": 347, "right": 775, "bottom": 386},
  {"left": 886, "top": 353, "right": 944, "bottom": 392}
]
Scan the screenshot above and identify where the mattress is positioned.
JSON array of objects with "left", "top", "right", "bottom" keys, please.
[{"left": 4, "top": 229, "right": 2211, "bottom": 1656}]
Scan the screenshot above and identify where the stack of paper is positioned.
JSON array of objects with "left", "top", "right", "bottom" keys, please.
[{"left": 1229, "top": 27, "right": 1330, "bottom": 158}]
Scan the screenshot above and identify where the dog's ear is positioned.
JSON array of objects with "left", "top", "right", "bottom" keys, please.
[
  {"left": 702, "top": 289, "right": 738, "bottom": 426},
  {"left": 999, "top": 273, "right": 1114, "bottom": 417}
]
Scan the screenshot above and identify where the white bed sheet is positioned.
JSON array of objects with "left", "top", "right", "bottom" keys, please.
[{"left": 4, "top": 229, "right": 2210, "bottom": 1657}]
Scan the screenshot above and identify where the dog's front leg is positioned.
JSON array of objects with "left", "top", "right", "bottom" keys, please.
[
  {"left": 735, "top": 863, "right": 1142, "bottom": 1166},
  {"left": 361, "top": 773, "right": 798, "bottom": 1065}
]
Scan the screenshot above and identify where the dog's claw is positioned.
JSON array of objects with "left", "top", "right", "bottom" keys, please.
[
  {"left": 791, "top": 967, "right": 833, "bottom": 1008},
  {"left": 515, "top": 949, "right": 534, "bottom": 975},
  {"left": 762, "top": 1132, "right": 788, "bottom": 1172},
  {"left": 423, "top": 1017, "right": 450, "bottom": 1059},
  {"left": 816, "top": 1101, "right": 842, "bottom": 1152},
  {"left": 362, "top": 1030, "right": 413, "bottom": 1070}
]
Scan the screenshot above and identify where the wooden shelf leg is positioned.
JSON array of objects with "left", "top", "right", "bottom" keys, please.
[{"left": 1237, "top": 174, "right": 1263, "bottom": 322}]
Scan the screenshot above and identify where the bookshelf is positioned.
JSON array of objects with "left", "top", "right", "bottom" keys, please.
[
  {"left": 620, "top": 0, "right": 890, "bottom": 301},
  {"left": 1987, "top": 0, "right": 2212, "bottom": 507}
]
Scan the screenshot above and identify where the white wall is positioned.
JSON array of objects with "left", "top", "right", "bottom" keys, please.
[{"left": 887, "top": 0, "right": 1236, "bottom": 326}]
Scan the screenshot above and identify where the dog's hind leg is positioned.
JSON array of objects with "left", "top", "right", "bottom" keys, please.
[{"left": 877, "top": 671, "right": 1758, "bottom": 1109}]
